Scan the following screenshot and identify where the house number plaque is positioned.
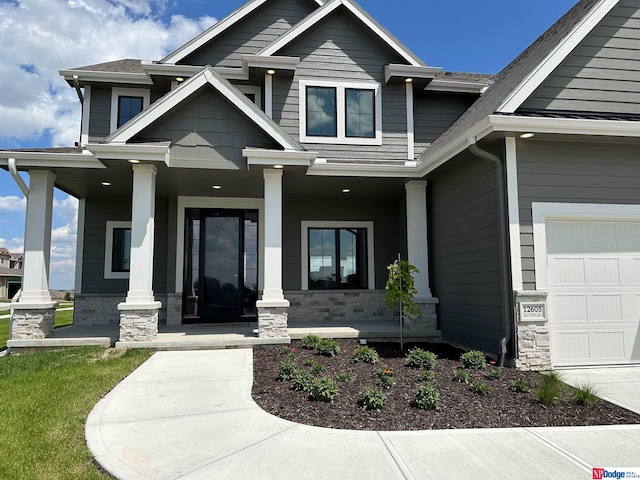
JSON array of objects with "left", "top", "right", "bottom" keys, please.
[{"left": 519, "top": 302, "right": 546, "bottom": 322}]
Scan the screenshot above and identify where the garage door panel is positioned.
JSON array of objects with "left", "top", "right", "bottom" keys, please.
[
  {"left": 588, "top": 295, "right": 623, "bottom": 322},
  {"left": 547, "top": 221, "right": 583, "bottom": 253},
  {"left": 553, "top": 332, "right": 590, "bottom": 362},
  {"left": 587, "top": 258, "right": 620, "bottom": 284},
  {"left": 583, "top": 222, "right": 618, "bottom": 251},
  {"left": 616, "top": 222, "right": 640, "bottom": 250},
  {"left": 591, "top": 332, "right": 625, "bottom": 359},
  {"left": 548, "top": 257, "right": 586, "bottom": 285},
  {"left": 550, "top": 294, "right": 588, "bottom": 322},
  {"left": 631, "top": 259, "right": 640, "bottom": 284}
]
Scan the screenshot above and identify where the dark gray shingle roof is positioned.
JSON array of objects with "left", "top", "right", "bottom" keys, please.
[{"left": 68, "top": 58, "right": 144, "bottom": 73}]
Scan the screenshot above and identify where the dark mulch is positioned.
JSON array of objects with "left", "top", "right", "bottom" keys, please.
[{"left": 252, "top": 339, "right": 640, "bottom": 431}]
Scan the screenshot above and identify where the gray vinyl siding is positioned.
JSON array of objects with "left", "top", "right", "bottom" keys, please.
[
  {"left": 88, "top": 87, "right": 111, "bottom": 141},
  {"left": 414, "top": 93, "right": 478, "bottom": 158},
  {"left": 274, "top": 11, "right": 409, "bottom": 163},
  {"left": 282, "top": 196, "right": 404, "bottom": 291},
  {"left": 428, "top": 152, "right": 503, "bottom": 353},
  {"left": 134, "top": 89, "right": 279, "bottom": 169},
  {"left": 81, "top": 197, "right": 169, "bottom": 294},
  {"left": 521, "top": 0, "right": 640, "bottom": 114},
  {"left": 181, "top": 0, "right": 316, "bottom": 68},
  {"left": 517, "top": 140, "right": 640, "bottom": 290}
]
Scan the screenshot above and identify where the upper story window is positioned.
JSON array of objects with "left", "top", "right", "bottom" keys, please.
[
  {"left": 110, "top": 88, "right": 150, "bottom": 133},
  {"left": 299, "top": 79, "right": 382, "bottom": 146}
]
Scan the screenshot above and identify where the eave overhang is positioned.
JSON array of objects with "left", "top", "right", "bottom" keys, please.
[
  {"left": 86, "top": 142, "right": 171, "bottom": 164},
  {"left": 425, "top": 80, "right": 489, "bottom": 94},
  {"left": 243, "top": 148, "right": 318, "bottom": 168},
  {"left": 0, "top": 151, "right": 104, "bottom": 169}
]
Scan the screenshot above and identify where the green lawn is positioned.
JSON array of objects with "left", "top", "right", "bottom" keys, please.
[
  {"left": 0, "top": 347, "right": 153, "bottom": 479},
  {"left": 0, "top": 308, "right": 75, "bottom": 350}
]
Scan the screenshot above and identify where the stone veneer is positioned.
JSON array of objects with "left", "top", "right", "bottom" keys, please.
[
  {"left": 514, "top": 290, "right": 551, "bottom": 371},
  {"left": 286, "top": 290, "right": 396, "bottom": 323},
  {"left": 10, "top": 307, "right": 56, "bottom": 339},
  {"left": 74, "top": 293, "right": 168, "bottom": 325},
  {"left": 257, "top": 307, "right": 288, "bottom": 338},
  {"left": 119, "top": 309, "right": 159, "bottom": 341}
]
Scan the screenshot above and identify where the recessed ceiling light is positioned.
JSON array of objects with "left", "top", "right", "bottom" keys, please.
[
  {"left": 176, "top": 77, "right": 184, "bottom": 82},
  {"left": 101, "top": 182, "right": 111, "bottom": 186},
  {"left": 267, "top": 69, "right": 276, "bottom": 75},
  {"left": 128, "top": 159, "right": 140, "bottom": 164},
  {"left": 405, "top": 78, "right": 413, "bottom": 83},
  {"left": 520, "top": 133, "right": 535, "bottom": 139},
  {"left": 342, "top": 188, "right": 351, "bottom": 193},
  {"left": 273, "top": 164, "right": 284, "bottom": 169},
  {"left": 212, "top": 185, "right": 222, "bottom": 190}
]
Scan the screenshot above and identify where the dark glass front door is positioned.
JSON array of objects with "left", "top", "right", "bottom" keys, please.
[{"left": 182, "top": 209, "right": 258, "bottom": 322}]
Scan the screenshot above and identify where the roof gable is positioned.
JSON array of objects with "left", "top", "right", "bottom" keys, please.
[{"left": 106, "top": 66, "right": 303, "bottom": 151}]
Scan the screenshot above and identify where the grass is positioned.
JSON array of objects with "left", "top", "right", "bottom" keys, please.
[
  {"left": 0, "top": 346, "right": 153, "bottom": 479},
  {"left": 0, "top": 307, "right": 75, "bottom": 350}
]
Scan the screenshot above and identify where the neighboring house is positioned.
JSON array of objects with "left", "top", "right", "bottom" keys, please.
[
  {"left": 0, "top": 248, "right": 23, "bottom": 301},
  {"left": 1, "top": 0, "right": 639, "bottom": 370}
]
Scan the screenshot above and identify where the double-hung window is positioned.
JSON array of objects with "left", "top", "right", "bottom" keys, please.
[{"left": 300, "top": 79, "right": 382, "bottom": 145}]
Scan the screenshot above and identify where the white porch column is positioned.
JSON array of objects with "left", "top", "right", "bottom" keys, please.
[
  {"left": 257, "top": 169, "right": 289, "bottom": 338},
  {"left": 10, "top": 170, "right": 57, "bottom": 339},
  {"left": 117, "top": 163, "right": 161, "bottom": 342}
]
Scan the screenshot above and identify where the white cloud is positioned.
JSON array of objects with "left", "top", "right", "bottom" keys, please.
[
  {"left": 0, "top": 196, "right": 27, "bottom": 213},
  {"left": 0, "top": 237, "right": 24, "bottom": 253},
  {"left": 0, "top": 0, "right": 216, "bottom": 146}
]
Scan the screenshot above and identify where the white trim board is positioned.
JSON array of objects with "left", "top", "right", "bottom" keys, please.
[
  {"left": 532, "top": 202, "right": 640, "bottom": 290},
  {"left": 505, "top": 137, "right": 523, "bottom": 291},
  {"left": 300, "top": 220, "right": 375, "bottom": 291},
  {"left": 80, "top": 86, "right": 91, "bottom": 146},
  {"left": 110, "top": 88, "right": 150, "bottom": 134},
  {"left": 74, "top": 199, "right": 86, "bottom": 293}
]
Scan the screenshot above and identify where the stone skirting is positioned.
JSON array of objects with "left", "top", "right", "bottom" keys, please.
[
  {"left": 10, "top": 307, "right": 56, "bottom": 339},
  {"left": 119, "top": 309, "right": 159, "bottom": 341},
  {"left": 514, "top": 290, "right": 551, "bottom": 371},
  {"left": 74, "top": 293, "right": 168, "bottom": 325},
  {"left": 405, "top": 299, "right": 439, "bottom": 331},
  {"left": 286, "top": 290, "right": 397, "bottom": 323},
  {"left": 257, "top": 307, "right": 289, "bottom": 338}
]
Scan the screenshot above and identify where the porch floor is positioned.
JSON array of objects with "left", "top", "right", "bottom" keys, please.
[{"left": 6, "top": 321, "right": 441, "bottom": 351}]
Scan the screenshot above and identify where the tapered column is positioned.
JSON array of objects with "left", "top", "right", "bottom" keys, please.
[{"left": 257, "top": 169, "right": 289, "bottom": 338}]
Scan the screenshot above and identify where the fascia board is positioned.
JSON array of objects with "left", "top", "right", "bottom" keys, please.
[
  {"left": 140, "top": 63, "right": 203, "bottom": 77},
  {"left": 306, "top": 162, "right": 421, "bottom": 178},
  {"left": 87, "top": 142, "right": 171, "bottom": 163},
  {"left": 498, "top": 0, "right": 619, "bottom": 113},
  {"left": 242, "top": 55, "right": 301, "bottom": 70},
  {"left": 425, "top": 80, "right": 489, "bottom": 94},
  {"left": 0, "top": 152, "right": 105, "bottom": 169},
  {"left": 59, "top": 69, "right": 152, "bottom": 85},
  {"left": 384, "top": 64, "right": 440, "bottom": 83},
  {"left": 489, "top": 114, "right": 640, "bottom": 137}
]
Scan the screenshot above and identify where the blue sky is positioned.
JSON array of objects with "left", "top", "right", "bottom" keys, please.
[{"left": 0, "top": 0, "right": 577, "bottom": 289}]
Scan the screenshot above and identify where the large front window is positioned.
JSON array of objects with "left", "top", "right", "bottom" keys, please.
[{"left": 308, "top": 227, "right": 368, "bottom": 289}]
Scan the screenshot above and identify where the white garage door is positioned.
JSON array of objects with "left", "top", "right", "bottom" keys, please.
[{"left": 546, "top": 219, "right": 640, "bottom": 367}]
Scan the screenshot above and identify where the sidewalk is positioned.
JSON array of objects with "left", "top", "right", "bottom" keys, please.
[{"left": 86, "top": 350, "right": 640, "bottom": 480}]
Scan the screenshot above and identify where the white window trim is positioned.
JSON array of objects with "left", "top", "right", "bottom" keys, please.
[
  {"left": 236, "top": 85, "right": 262, "bottom": 109},
  {"left": 110, "top": 88, "right": 151, "bottom": 133},
  {"left": 80, "top": 85, "right": 91, "bottom": 146},
  {"left": 532, "top": 202, "right": 640, "bottom": 290},
  {"left": 104, "top": 221, "right": 131, "bottom": 279},
  {"left": 299, "top": 79, "right": 382, "bottom": 146},
  {"left": 301, "top": 221, "right": 375, "bottom": 291}
]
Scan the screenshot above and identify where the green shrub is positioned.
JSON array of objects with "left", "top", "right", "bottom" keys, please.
[
  {"left": 336, "top": 372, "right": 353, "bottom": 382},
  {"left": 280, "top": 346, "right": 296, "bottom": 358},
  {"left": 452, "top": 368, "right": 469, "bottom": 384},
  {"left": 290, "top": 370, "right": 314, "bottom": 392},
  {"left": 316, "top": 338, "right": 340, "bottom": 357},
  {"left": 358, "top": 386, "right": 387, "bottom": 411},
  {"left": 352, "top": 345, "right": 379, "bottom": 364},
  {"left": 484, "top": 368, "right": 502, "bottom": 380},
  {"left": 419, "top": 370, "right": 435, "bottom": 382},
  {"left": 572, "top": 381, "right": 599, "bottom": 406},
  {"left": 406, "top": 348, "right": 437, "bottom": 370},
  {"left": 470, "top": 381, "right": 491, "bottom": 395},
  {"left": 510, "top": 379, "right": 531, "bottom": 393},
  {"left": 460, "top": 350, "right": 486, "bottom": 370},
  {"left": 276, "top": 359, "right": 298, "bottom": 382},
  {"left": 310, "top": 376, "right": 339, "bottom": 403},
  {"left": 415, "top": 382, "right": 439, "bottom": 410},
  {"left": 537, "top": 371, "right": 564, "bottom": 405},
  {"left": 303, "top": 358, "right": 325, "bottom": 374},
  {"left": 301, "top": 335, "right": 322, "bottom": 350},
  {"left": 375, "top": 367, "right": 395, "bottom": 389}
]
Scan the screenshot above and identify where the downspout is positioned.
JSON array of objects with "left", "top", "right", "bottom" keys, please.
[
  {"left": 72, "top": 75, "right": 84, "bottom": 104},
  {"left": 467, "top": 137, "right": 513, "bottom": 367},
  {"left": 8, "top": 158, "right": 29, "bottom": 197}
]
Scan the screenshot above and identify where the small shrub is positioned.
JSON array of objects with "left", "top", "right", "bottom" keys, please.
[
  {"left": 303, "top": 358, "right": 325, "bottom": 374},
  {"left": 276, "top": 360, "right": 298, "bottom": 382},
  {"left": 452, "top": 368, "right": 469, "bottom": 384},
  {"left": 316, "top": 338, "right": 340, "bottom": 357},
  {"left": 415, "top": 382, "right": 439, "bottom": 410},
  {"left": 484, "top": 368, "right": 502, "bottom": 380},
  {"left": 419, "top": 370, "right": 435, "bottom": 382},
  {"left": 537, "top": 371, "right": 564, "bottom": 405},
  {"left": 470, "top": 381, "right": 491, "bottom": 395},
  {"left": 358, "top": 386, "right": 387, "bottom": 411},
  {"left": 280, "top": 346, "right": 296, "bottom": 358},
  {"left": 510, "top": 379, "right": 531, "bottom": 393},
  {"left": 301, "top": 335, "right": 322, "bottom": 350},
  {"left": 336, "top": 372, "right": 353, "bottom": 382},
  {"left": 406, "top": 348, "right": 437, "bottom": 370},
  {"left": 352, "top": 345, "right": 379, "bottom": 364},
  {"left": 375, "top": 367, "right": 395, "bottom": 389},
  {"left": 310, "top": 376, "right": 339, "bottom": 403},
  {"left": 572, "top": 381, "right": 599, "bottom": 406},
  {"left": 460, "top": 350, "right": 486, "bottom": 370},
  {"left": 290, "top": 370, "right": 314, "bottom": 392}
]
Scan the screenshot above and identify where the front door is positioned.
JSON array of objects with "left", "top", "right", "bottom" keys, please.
[{"left": 182, "top": 209, "right": 258, "bottom": 322}]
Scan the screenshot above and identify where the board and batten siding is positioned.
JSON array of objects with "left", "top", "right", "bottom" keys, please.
[
  {"left": 517, "top": 140, "right": 640, "bottom": 290},
  {"left": 428, "top": 152, "right": 503, "bottom": 353},
  {"left": 180, "top": 0, "right": 316, "bottom": 68},
  {"left": 88, "top": 87, "right": 111, "bottom": 141},
  {"left": 134, "top": 89, "right": 279, "bottom": 170},
  {"left": 521, "top": 0, "right": 640, "bottom": 114},
  {"left": 82, "top": 197, "right": 169, "bottom": 294},
  {"left": 275, "top": 11, "right": 409, "bottom": 163}
]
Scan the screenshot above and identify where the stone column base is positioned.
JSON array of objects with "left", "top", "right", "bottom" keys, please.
[
  {"left": 10, "top": 307, "right": 56, "bottom": 339},
  {"left": 405, "top": 297, "right": 439, "bottom": 331},
  {"left": 514, "top": 291, "right": 551, "bottom": 371},
  {"left": 258, "top": 306, "right": 289, "bottom": 338},
  {"left": 119, "top": 309, "right": 159, "bottom": 342}
]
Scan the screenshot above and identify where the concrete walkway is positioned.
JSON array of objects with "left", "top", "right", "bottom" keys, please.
[{"left": 86, "top": 350, "right": 640, "bottom": 480}]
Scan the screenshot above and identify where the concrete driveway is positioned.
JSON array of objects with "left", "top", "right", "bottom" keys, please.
[{"left": 558, "top": 366, "right": 640, "bottom": 414}]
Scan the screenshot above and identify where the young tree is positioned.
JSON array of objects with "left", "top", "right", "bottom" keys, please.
[{"left": 385, "top": 258, "right": 420, "bottom": 351}]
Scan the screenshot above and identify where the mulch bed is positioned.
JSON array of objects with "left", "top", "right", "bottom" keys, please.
[{"left": 252, "top": 339, "right": 640, "bottom": 431}]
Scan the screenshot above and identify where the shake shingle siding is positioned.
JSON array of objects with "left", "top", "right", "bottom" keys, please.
[{"left": 428, "top": 152, "right": 502, "bottom": 353}]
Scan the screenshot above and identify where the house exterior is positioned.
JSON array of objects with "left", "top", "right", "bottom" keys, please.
[
  {"left": 0, "top": 248, "right": 23, "bottom": 300},
  {"left": 1, "top": 0, "right": 639, "bottom": 370}
]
